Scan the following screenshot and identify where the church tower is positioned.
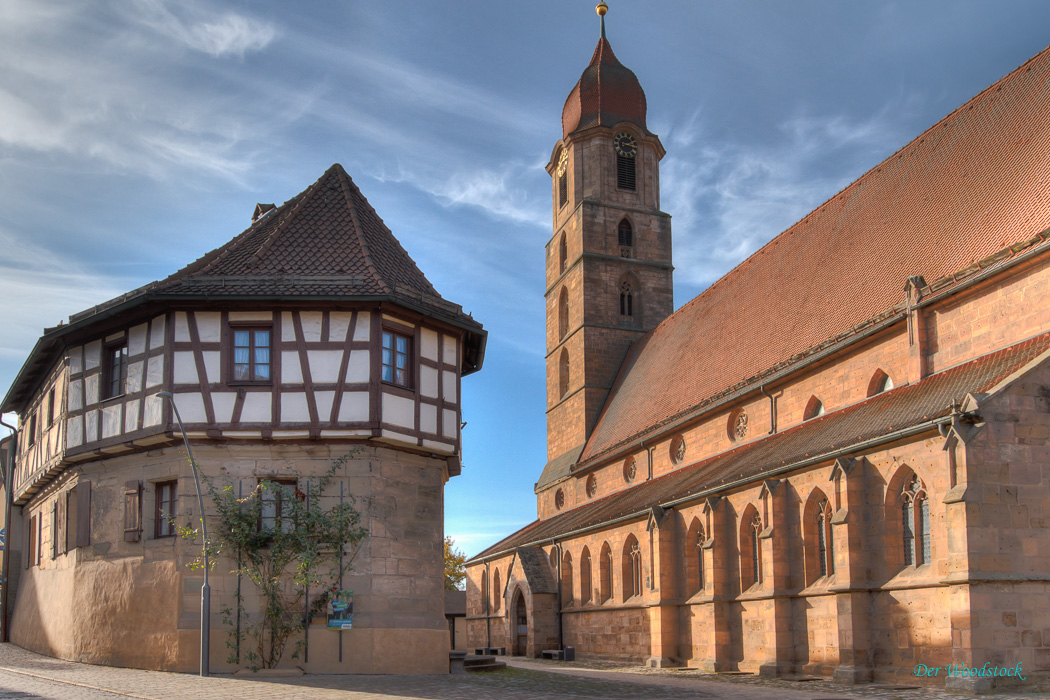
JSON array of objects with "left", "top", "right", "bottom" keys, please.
[{"left": 543, "top": 3, "right": 673, "bottom": 475}]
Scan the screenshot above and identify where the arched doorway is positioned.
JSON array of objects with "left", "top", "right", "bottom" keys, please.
[{"left": 513, "top": 590, "right": 528, "bottom": 656}]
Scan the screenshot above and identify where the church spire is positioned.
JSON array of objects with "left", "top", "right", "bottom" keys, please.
[{"left": 597, "top": 2, "right": 607, "bottom": 39}]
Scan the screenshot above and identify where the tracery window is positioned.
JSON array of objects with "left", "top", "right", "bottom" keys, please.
[
  {"left": 623, "top": 536, "right": 642, "bottom": 601},
  {"left": 817, "top": 498, "right": 834, "bottom": 577},
  {"left": 751, "top": 513, "right": 762, "bottom": 585},
  {"left": 620, "top": 282, "right": 633, "bottom": 316},
  {"left": 687, "top": 517, "right": 705, "bottom": 595},
  {"left": 902, "top": 476, "right": 930, "bottom": 566}
]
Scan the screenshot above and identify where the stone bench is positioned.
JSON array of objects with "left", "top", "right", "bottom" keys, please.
[
  {"left": 449, "top": 650, "right": 468, "bottom": 674},
  {"left": 541, "top": 647, "right": 575, "bottom": 661},
  {"left": 473, "top": 647, "right": 505, "bottom": 656}
]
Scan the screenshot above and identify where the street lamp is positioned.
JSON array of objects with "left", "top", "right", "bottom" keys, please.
[{"left": 157, "top": 391, "right": 210, "bottom": 677}]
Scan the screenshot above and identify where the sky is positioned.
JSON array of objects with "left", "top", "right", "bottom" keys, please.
[{"left": 2, "top": 1, "right": 1050, "bottom": 557}]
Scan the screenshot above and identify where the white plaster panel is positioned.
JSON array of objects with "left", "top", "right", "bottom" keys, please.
[
  {"left": 173, "top": 352, "right": 198, "bottom": 384},
  {"left": 129, "top": 324, "right": 148, "bottom": 357},
  {"left": 66, "top": 416, "right": 84, "bottom": 448},
  {"left": 202, "top": 351, "right": 220, "bottom": 383},
  {"left": 346, "top": 350, "right": 369, "bottom": 384},
  {"left": 229, "top": 311, "right": 272, "bottom": 322},
  {"left": 352, "top": 312, "right": 370, "bottom": 341},
  {"left": 68, "top": 380, "right": 83, "bottom": 412},
  {"left": 102, "top": 404, "right": 122, "bottom": 439},
  {"left": 146, "top": 355, "right": 164, "bottom": 388},
  {"left": 150, "top": 315, "right": 166, "bottom": 349},
  {"left": 442, "top": 335, "right": 457, "bottom": 366},
  {"left": 85, "top": 375, "right": 99, "bottom": 406},
  {"left": 281, "top": 393, "right": 311, "bottom": 422},
  {"left": 300, "top": 311, "right": 323, "bottom": 342},
  {"left": 212, "top": 393, "right": 237, "bottom": 424},
  {"left": 282, "top": 352, "right": 303, "bottom": 383},
  {"left": 421, "top": 329, "right": 439, "bottom": 362},
  {"left": 143, "top": 394, "right": 164, "bottom": 427},
  {"left": 84, "top": 340, "right": 101, "bottom": 370},
  {"left": 315, "top": 391, "right": 335, "bottom": 423},
  {"left": 309, "top": 350, "right": 342, "bottom": 384},
  {"left": 174, "top": 392, "right": 207, "bottom": 423},
  {"left": 69, "top": 347, "right": 83, "bottom": 375},
  {"left": 442, "top": 370, "right": 457, "bottom": 404},
  {"left": 338, "top": 392, "right": 369, "bottom": 422},
  {"left": 85, "top": 410, "right": 99, "bottom": 443},
  {"left": 175, "top": 312, "right": 190, "bottom": 342},
  {"left": 420, "top": 366, "right": 438, "bottom": 399},
  {"left": 420, "top": 403, "right": 437, "bottom": 434},
  {"left": 383, "top": 393, "right": 415, "bottom": 430},
  {"left": 423, "top": 440, "right": 454, "bottom": 454},
  {"left": 124, "top": 399, "right": 140, "bottom": 433},
  {"left": 381, "top": 430, "right": 416, "bottom": 446},
  {"left": 195, "top": 312, "right": 221, "bottom": 342},
  {"left": 442, "top": 409, "right": 457, "bottom": 438},
  {"left": 329, "top": 312, "right": 351, "bottom": 342},
  {"left": 127, "top": 361, "right": 144, "bottom": 394},
  {"left": 281, "top": 312, "right": 295, "bottom": 341},
  {"left": 240, "top": 393, "right": 272, "bottom": 423}
]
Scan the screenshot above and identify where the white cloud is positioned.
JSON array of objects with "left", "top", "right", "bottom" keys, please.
[{"left": 129, "top": 0, "right": 277, "bottom": 58}]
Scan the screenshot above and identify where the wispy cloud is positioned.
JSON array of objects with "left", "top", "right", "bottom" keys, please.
[
  {"left": 128, "top": 0, "right": 277, "bottom": 58},
  {"left": 662, "top": 100, "right": 915, "bottom": 292}
]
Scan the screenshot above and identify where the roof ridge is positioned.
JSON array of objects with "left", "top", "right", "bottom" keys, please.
[
  {"left": 247, "top": 167, "right": 332, "bottom": 269},
  {"left": 334, "top": 165, "right": 392, "bottom": 296}
]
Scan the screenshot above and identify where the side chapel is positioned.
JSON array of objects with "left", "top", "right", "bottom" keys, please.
[
  {"left": 466, "top": 6, "right": 1050, "bottom": 691},
  {"left": 0, "top": 164, "right": 485, "bottom": 673}
]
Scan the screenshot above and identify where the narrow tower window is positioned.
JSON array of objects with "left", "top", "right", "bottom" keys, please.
[
  {"left": 620, "top": 282, "right": 633, "bottom": 316},
  {"left": 557, "top": 149, "right": 569, "bottom": 208},
  {"left": 559, "top": 234, "right": 567, "bottom": 274},
  {"left": 618, "top": 219, "right": 633, "bottom": 247},
  {"left": 558, "top": 287, "right": 569, "bottom": 339},
  {"left": 559, "top": 348, "right": 570, "bottom": 398}
]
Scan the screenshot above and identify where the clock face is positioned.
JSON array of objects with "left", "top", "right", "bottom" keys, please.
[
  {"left": 557, "top": 149, "right": 568, "bottom": 176},
  {"left": 614, "top": 132, "right": 638, "bottom": 158}
]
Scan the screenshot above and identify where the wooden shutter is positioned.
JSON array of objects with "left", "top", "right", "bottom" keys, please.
[
  {"left": 56, "top": 493, "right": 67, "bottom": 556},
  {"left": 75, "top": 481, "right": 91, "bottom": 548},
  {"left": 124, "top": 480, "right": 142, "bottom": 542}
]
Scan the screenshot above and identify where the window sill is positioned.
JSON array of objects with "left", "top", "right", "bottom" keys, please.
[
  {"left": 228, "top": 382, "right": 273, "bottom": 387},
  {"left": 101, "top": 393, "right": 126, "bottom": 404}
]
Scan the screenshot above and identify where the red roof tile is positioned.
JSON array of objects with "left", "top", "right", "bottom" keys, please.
[
  {"left": 579, "top": 46, "right": 1050, "bottom": 464},
  {"left": 562, "top": 37, "right": 648, "bottom": 139},
  {"left": 476, "top": 332, "right": 1050, "bottom": 561}
]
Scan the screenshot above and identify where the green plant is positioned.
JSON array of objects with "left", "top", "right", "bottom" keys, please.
[{"left": 179, "top": 453, "right": 367, "bottom": 670}]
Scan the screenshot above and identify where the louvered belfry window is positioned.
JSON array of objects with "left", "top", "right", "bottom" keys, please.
[{"left": 617, "top": 153, "right": 636, "bottom": 190}]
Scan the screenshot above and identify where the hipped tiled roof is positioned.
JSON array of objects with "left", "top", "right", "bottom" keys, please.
[
  {"left": 475, "top": 332, "right": 1050, "bottom": 561},
  {"left": 579, "top": 46, "right": 1050, "bottom": 465}
]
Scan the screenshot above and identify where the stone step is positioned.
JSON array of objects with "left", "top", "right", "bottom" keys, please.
[{"left": 463, "top": 655, "right": 506, "bottom": 673}]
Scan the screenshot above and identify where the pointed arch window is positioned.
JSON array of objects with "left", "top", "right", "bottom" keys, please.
[
  {"left": 687, "top": 517, "right": 705, "bottom": 595},
  {"left": 902, "top": 476, "right": 930, "bottom": 566},
  {"left": 493, "top": 569, "right": 501, "bottom": 612},
  {"left": 751, "top": 513, "right": 762, "bottom": 585},
  {"left": 558, "top": 348, "right": 570, "bottom": 398},
  {"left": 481, "top": 571, "right": 489, "bottom": 615},
  {"left": 619, "top": 282, "right": 633, "bottom": 316},
  {"left": 804, "top": 396, "right": 825, "bottom": 421},
  {"left": 558, "top": 287, "right": 569, "bottom": 339},
  {"left": 741, "top": 508, "right": 763, "bottom": 589},
  {"left": 558, "top": 234, "right": 567, "bottom": 275},
  {"left": 622, "top": 536, "right": 642, "bottom": 601},
  {"left": 617, "top": 219, "right": 633, "bottom": 258},
  {"left": 817, "top": 498, "right": 834, "bottom": 578},
  {"left": 868, "top": 369, "right": 894, "bottom": 397},
  {"left": 561, "top": 551, "right": 574, "bottom": 606},
  {"left": 599, "top": 542, "right": 612, "bottom": 603},
  {"left": 580, "top": 547, "right": 592, "bottom": 604}
]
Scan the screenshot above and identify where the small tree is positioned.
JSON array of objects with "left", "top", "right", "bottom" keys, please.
[
  {"left": 181, "top": 453, "right": 367, "bottom": 671},
  {"left": 444, "top": 535, "right": 467, "bottom": 591}
]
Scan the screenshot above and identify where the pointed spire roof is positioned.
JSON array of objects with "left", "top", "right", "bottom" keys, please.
[{"left": 561, "top": 11, "right": 648, "bottom": 139}]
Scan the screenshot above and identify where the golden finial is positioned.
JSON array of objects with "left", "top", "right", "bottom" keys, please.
[{"left": 596, "top": 2, "right": 608, "bottom": 16}]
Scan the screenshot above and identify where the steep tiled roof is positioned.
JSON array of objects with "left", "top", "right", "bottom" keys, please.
[
  {"left": 151, "top": 164, "right": 477, "bottom": 326},
  {"left": 579, "top": 46, "right": 1050, "bottom": 464},
  {"left": 475, "top": 332, "right": 1050, "bottom": 561},
  {"left": 562, "top": 37, "right": 648, "bottom": 139}
]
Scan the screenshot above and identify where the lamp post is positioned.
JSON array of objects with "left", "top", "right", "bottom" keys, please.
[{"left": 157, "top": 391, "right": 210, "bottom": 677}]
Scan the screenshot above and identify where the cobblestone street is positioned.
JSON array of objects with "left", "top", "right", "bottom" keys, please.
[{"left": 0, "top": 645, "right": 1045, "bottom": 700}]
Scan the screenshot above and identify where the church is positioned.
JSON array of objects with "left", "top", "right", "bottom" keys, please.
[
  {"left": 465, "top": 4, "right": 1050, "bottom": 692},
  {"left": 0, "top": 164, "right": 485, "bottom": 673}
]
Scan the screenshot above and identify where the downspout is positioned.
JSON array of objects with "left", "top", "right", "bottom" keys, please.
[
  {"left": 760, "top": 385, "right": 777, "bottom": 435},
  {"left": 0, "top": 416, "right": 17, "bottom": 643}
]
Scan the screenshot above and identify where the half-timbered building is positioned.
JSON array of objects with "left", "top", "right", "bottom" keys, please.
[
  {"left": 1, "top": 163, "right": 485, "bottom": 673},
  {"left": 467, "top": 10, "right": 1050, "bottom": 693}
]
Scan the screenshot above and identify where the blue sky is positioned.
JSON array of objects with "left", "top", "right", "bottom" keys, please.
[{"left": 2, "top": 1, "right": 1050, "bottom": 557}]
